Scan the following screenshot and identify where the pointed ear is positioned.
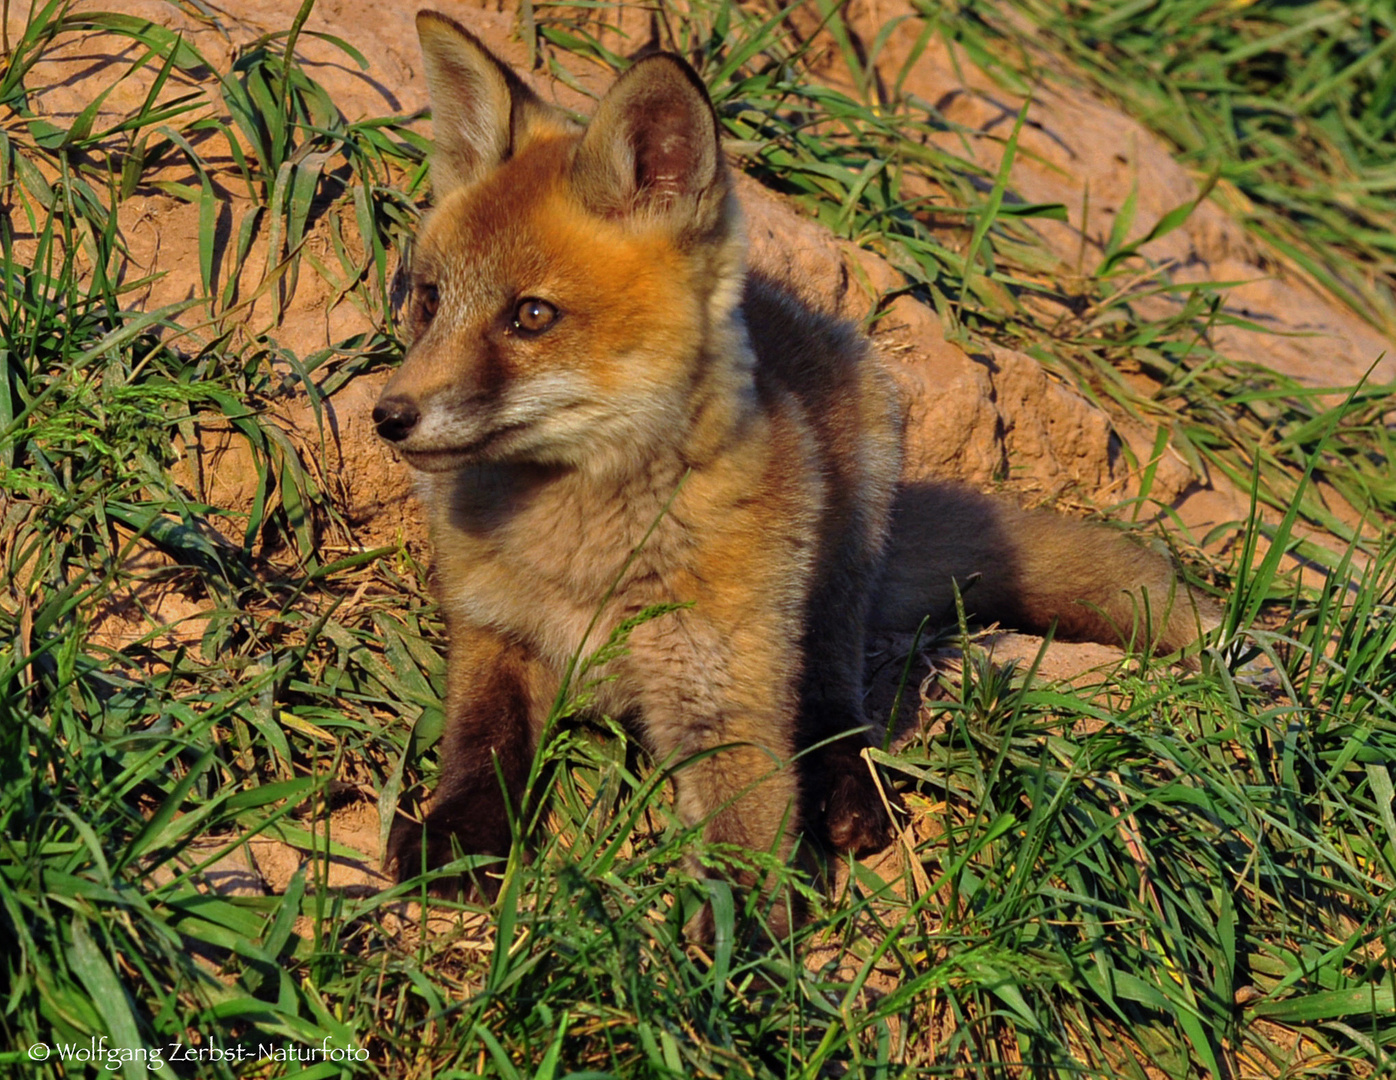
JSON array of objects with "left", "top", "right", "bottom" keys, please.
[
  {"left": 416, "top": 10, "right": 564, "bottom": 197},
  {"left": 571, "top": 54, "right": 726, "bottom": 230}
]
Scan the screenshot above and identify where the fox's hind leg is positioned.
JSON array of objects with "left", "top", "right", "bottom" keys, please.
[
  {"left": 798, "top": 516, "right": 904, "bottom": 865},
  {"left": 386, "top": 622, "right": 557, "bottom": 896},
  {"left": 798, "top": 596, "right": 899, "bottom": 859}
]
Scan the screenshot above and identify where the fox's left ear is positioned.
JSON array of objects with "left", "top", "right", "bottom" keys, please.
[{"left": 571, "top": 54, "right": 727, "bottom": 233}]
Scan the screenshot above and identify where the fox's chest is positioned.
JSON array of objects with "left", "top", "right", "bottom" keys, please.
[{"left": 420, "top": 465, "right": 688, "bottom": 666}]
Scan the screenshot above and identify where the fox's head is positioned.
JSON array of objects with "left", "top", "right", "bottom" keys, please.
[{"left": 374, "top": 12, "right": 747, "bottom": 472}]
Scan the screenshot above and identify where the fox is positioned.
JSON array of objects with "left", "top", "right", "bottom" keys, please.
[{"left": 375, "top": 11, "right": 1220, "bottom": 936}]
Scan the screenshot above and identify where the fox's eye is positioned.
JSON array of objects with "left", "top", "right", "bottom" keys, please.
[
  {"left": 513, "top": 298, "right": 558, "bottom": 334},
  {"left": 417, "top": 283, "right": 439, "bottom": 321}
]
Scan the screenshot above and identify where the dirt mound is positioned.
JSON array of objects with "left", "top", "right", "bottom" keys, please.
[
  {"left": 796, "top": 0, "right": 1393, "bottom": 387},
  {"left": 9, "top": 0, "right": 1186, "bottom": 522},
  {"left": 19, "top": 0, "right": 1386, "bottom": 700}
]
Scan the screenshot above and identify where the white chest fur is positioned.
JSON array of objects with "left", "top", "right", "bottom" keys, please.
[{"left": 420, "top": 461, "right": 695, "bottom": 671}]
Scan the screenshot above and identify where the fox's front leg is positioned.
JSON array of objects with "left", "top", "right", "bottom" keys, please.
[
  {"left": 631, "top": 631, "right": 804, "bottom": 939},
  {"left": 666, "top": 737, "right": 803, "bottom": 940},
  {"left": 387, "top": 622, "right": 556, "bottom": 894}
]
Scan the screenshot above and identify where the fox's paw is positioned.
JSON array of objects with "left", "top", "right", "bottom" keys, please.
[
  {"left": 822, "top": 768, "right": 899, "bottom": 858},
  {"left": 683, "top": 880, "right": 803, "bottom": 946},
  {"left": 384, "top": 803, "right": 511, "bottom": 899}
]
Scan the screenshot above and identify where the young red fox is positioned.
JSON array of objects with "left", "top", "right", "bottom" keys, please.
[{"left": 376, "top": 11, "right": 1219, "bottom": 933}]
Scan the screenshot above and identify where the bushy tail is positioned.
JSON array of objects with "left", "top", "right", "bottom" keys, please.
[{"left": 871, "top": 482, "right": 1221, "bottom": 656}]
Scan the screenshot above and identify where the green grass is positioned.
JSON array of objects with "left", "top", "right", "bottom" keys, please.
[
  {"left": 965, "top": 0, "right": 1396, "bottom": 340},
  {"left": 1, "top": 1, "right": 1393, "bottom": 1077}
]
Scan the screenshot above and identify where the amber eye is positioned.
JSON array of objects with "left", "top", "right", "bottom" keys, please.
[
  {"left": 417, "top": 283, "right": 439, "bottom": 321},
  {"left": 513, "top": 297, "right": 558, "bottom": 334}
]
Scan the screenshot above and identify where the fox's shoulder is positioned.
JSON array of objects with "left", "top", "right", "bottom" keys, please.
[
  {"left": 743, "top": 272, "right": 862, "bottom": 375},
  {"left": 743, "top": 270, "right": 903, "bottom": 459}
]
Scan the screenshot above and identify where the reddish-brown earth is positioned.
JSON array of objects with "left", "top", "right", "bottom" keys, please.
[{"left": 13, "top": 0, "right": 1390, "bottom": 895}]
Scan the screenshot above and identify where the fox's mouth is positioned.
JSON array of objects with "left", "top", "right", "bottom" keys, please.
[
  {"left": 399, "top": 448, "right": 474, "bottom": 472},
  {"left": 395, "top": 423, "right": 527, "bottom": 471}
]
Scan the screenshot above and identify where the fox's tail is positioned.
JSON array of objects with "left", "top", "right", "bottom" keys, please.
[{"left": 872, "top": 482, "right": 1221, "bottom": 656}]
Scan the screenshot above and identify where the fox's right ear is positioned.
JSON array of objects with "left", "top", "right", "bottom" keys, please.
[{"left": 416, "top": 11, "right": 565, "bottom": 197}]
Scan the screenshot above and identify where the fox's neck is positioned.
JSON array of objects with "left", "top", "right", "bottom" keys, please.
[{"left": 655, "top": 220, "right": 759, "bottom": 469}]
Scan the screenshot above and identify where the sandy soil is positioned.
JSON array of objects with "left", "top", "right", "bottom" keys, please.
[{"left": 13, "top": 0, "right": 1389, "bottom": 902}]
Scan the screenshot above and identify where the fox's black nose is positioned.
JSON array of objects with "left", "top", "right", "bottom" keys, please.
[{"left": 373, "top": 397, "right": 420, "bottom": 442}]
